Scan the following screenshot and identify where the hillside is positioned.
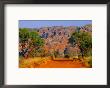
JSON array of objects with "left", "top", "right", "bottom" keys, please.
[{"left": 34, "top": 24, "right": 92, "bottom": 58}]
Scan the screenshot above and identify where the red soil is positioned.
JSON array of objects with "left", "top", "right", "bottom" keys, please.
[{"left": 37, "top": 60, "right": 87, "bottom": 68}]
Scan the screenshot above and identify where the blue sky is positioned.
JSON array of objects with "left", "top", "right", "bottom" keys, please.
[{"left": 19, "top": 20, "right": 92, "bottom": 28}]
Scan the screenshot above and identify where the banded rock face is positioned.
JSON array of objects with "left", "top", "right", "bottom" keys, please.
[{"left": 35, "top": 25, "right": 92, "bottom": 58}]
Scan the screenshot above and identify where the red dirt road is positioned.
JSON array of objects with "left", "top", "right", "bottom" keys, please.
[{"left": 37, "top": 60, "right": 87, "bottom": 68}]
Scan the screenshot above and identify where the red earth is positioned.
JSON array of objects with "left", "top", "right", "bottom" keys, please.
[{"left": 37, "top": 59, "right": 88, "bottom": 68}]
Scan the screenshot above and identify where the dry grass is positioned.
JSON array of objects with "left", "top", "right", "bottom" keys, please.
[
  {"left": 19, "top": 57, "right": 51, "bottom": 68},
  {"left": 19, "top": 56, "right": 92, "bottom": 68},
  {"left": 83, "top": 56, "right": 92, "bottom": 67}
]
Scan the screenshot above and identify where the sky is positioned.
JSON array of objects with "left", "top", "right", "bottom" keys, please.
[{"left": 19, "top": 20, "right": 92, "bottom": 28}]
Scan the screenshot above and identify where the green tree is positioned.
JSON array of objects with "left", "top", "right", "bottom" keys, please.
[
  {"left": 19, "top": 28, "right": 30, "bottom": 42},
  {"left": 29, "top": 31, "right": 44, "bottom": 46},
  {"left": 69, "top": 31, "right": 92, "bottom": 58},
  {"left": 19, "top": 28, "right": 45, "bottom": 58}
]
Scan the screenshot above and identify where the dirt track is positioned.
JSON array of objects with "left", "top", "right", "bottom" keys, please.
[{"left": 37, "top": 60, "right": 87, "bottom": 68}]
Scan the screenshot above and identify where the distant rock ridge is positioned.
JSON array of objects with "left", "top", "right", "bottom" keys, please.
[{"left": 29, "top": 24, "right": 91, "bottom": 57}]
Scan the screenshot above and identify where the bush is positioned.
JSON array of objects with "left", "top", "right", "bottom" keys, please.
[
  {"left": 19, "top": 28, "right": 45, "bottom": 58},
  {"left": 69, "top": 31, "right": 92, "bottom": 58}
]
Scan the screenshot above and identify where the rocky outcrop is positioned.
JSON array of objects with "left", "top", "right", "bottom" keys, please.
[{"left": 33, "top": 25, "right": 92, "bottom": 58}]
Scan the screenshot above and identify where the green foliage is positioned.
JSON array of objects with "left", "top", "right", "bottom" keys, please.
[
  {"left": 69, "top": 31, "right": 92, "bottom": 57},
  {"left": 19, "top": 28, "right": 30, "bottom": 42},
  {"left": 29, "top": 31, "right": 44, "bottom": 46},
  {"left": 69, "top": 35, "right": 76, "bottom": 46},
  {"left": 28, "top": 47, "right": 44, "bottom": 57},
  {"left": 19, "top": 28, "right": 45, "bottom": 58},
  {"left": 19, "top": 28, "right": 44, "bottom": 46}
]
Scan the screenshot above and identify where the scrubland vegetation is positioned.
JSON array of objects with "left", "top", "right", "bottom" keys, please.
[{"left": 19, "top": 24, "right": 92, "bottom": 68}]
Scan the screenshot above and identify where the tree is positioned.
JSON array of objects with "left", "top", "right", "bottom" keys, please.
[
  {"left": 29, "top": 31, "right": 44, "bottom": 47},
  {"left": 69, "top": 31, "right": 92, "bottom": 58},
  {"left": 19, "top": 28, "right": 30, "bottom": 43},
  {"left": 19, "top": 28, "right": 45, "bottom": 58}
]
